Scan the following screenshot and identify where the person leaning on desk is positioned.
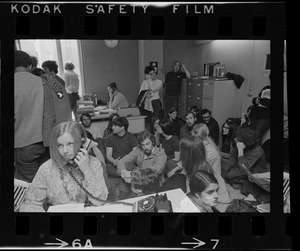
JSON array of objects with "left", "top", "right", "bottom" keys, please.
[{"left": 107, "top": 82, "right": 129, "bottom": 110}]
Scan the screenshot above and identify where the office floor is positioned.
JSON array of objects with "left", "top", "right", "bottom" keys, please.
[{"left": 215, "top": 183, "right": 246, "bottom": 212}]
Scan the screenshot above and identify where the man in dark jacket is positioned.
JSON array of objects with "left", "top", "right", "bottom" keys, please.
[
  {"left": 164, "top": 60, "right": 190, "bottom": 112},
  {"left": 200, "top": 109, "right": 220, "bottom": 146}
]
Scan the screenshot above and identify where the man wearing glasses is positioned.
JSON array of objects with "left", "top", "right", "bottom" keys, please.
[{"left": 200, "top": 109, "right": 220, "bottom": 146}]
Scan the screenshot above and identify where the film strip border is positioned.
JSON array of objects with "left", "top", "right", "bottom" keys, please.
[
  {"left": 0, "top": 3, "right": 285, "bottom": 38},
  {"left": 13, "top": 213, "right": 292, "bottom": 248},
  {"left": 0, "top": 1, "right": 290, "bottom": 249}
]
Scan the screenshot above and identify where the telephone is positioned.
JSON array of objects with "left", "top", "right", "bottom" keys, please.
[
  {"left": 135, "top": 193, "right": 173, "bottom": 212},
  {"left": 66, "top": 138, "right": 91, "bottom": 169},
  {"left": 65, "top": 139, "right": 135, "bottom": 209}
]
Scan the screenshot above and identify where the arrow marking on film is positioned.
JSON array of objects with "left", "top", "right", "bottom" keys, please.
[
  {"left": 182, "top": 237, "right": 206, "bottom": 248},
  {"left": 44, "top": 238, "right": 69, "bottom": 248}
]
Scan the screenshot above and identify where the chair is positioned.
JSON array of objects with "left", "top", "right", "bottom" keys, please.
[
  {"left": 283, "top": 172, "right": 290, "bottom": 213},
  {"left": 14, "top": 178, "right": 29, "bottom": 212}
]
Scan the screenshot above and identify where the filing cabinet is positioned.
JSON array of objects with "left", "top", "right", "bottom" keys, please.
[{"left": 178, "top": 78, "right": 241, "bottom": 133}]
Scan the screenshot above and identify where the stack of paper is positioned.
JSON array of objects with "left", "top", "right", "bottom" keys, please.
[{"left": 47, "top": 203, "right": 85, "bottom": 212}]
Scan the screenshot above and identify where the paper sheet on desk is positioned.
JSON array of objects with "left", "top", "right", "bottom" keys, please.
[
  {"left": 47, "top": 203, "right": 85, "bottom": 212},
  {"left": 85, "top": 203, "right": 134, "bottom": 212},
  {"left": 94, "top": 106, "right": 117, "bottom": 113}
]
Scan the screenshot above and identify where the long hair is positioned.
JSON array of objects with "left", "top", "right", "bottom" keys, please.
[
  {"left": 221, "top": 118, "right": 241, "bottom": 153},
  {"left": 179, "top": 135, "right": 213, "bottom": 179},
  {"left": 189, "top": 170, "right": 218, "bottom": 195},
  {"left": 49, "top": 121, "right": 86, "bottom": 167},
  {"left": 106, "top": 113, "right": 120, "bottom": 133},
  {"left": 192, "top": 123, "right": 221, "bottom": 155},
  {"left": 149, "top": 116, "right": 160, "bottom": 135}
]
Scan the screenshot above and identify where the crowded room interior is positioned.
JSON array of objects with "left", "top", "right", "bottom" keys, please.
[{"left": 14, "top": 39, "right": 288, "bottom": 213}]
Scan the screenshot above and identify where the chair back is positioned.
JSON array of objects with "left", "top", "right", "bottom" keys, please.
[
  {"left": 283, "top": 172, "right": 290, "bottom": 213},
  {"left": 14, "top": 178, "right": 29, "bottom": 212}
]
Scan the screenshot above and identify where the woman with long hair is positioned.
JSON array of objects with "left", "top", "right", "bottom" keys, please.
[
  {"left": 192, "top": 123, "right": 232, "bottom": 203},
  {"left": 221, "top": 118, "right": 241, "bottom": 154},
  {"left": 19, "top": 121, "right": 108, "bottom": 212},
  {"left": 179, "top": 135, "right": 213, "bottom": 192}
]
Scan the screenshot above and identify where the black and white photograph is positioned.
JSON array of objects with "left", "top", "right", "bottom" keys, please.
[
  {"left": 0, "top": 1, "right": 290, "bottom": 250},
  {"left": 13, "top": 39, "right": 287, "bottom": 213}
]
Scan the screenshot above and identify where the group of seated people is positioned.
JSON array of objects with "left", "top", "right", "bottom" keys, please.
[{"left": 18, "top": 102, "right": 272, "bottom": 213}]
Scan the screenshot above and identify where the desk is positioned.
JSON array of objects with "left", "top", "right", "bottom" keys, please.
[
  {"left": 48, "top": 189, "right": 200, "bottom": 213},
  {"left": 91, "top": 115, "right": 146, "bottom": 135},
  {"left": 85, "top": 188, "right": 200, "bottom": 213}
]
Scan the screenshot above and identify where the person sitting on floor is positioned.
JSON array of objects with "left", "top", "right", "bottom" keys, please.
[
  {"left": 200, "top": 108, "right": 220, "bottom": 146},
  {"left": 220, "top": 117, "right": 241, "bottom": 154},
  {"left": 180, "top": 111, "right": 198, "bottom": 139},
  {"left": 105, "top": 117, "right": 138, "bottom": 200},
  {"left": 102, "top": 113, "right": 120, "bottom": 147},
  {"left": 167, "top": 107, "right": 185, "bottom": 138},
  {"left": 149, "top": 116, "right": 161, "bottom": 147},
  {"left": 130, "top": 168, "right": 160, "bottom": 197},
  {"left": 192, "top": 123, "right": 232, "bottom": 203},
  {"left": 187, "top": 170, "right": 220, "bottom": 213},
  {"left": 159, "top": 118, "right": 181, "bottom": 178},
  {"left": 117, "top": 130, "right": 167, "bottom": 197},
  {"left": 221, "top": 125, "right": 269, "bottom": 191}
]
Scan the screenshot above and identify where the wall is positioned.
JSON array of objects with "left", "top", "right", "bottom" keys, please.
[
  {"left": 194, "top": 40, "right": 271, "bottom": 115},
  {"left": 81, "top": 40, "right": 139, "bottom": 105},
  {"left": 138, "top": 40, "right": 164, "bottom": 85},
  {"left": 163, "top": 40, "right": 196, "bottom": 76}
]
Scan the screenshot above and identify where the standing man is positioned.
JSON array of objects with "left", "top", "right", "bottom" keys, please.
[
  {"left": 248, "top": 73, "right": 271, "bottom": 145},
  {"left": 180, "top": 111, "right": 198, "bottom": 139},
  {"left": 42, "top": 60, "right": 65, "bottom": 88},
  {"left": 200, "top": 109, "right": 220, "bottom": 146},
  {"left": 63, "top": 62, "right": 80, "bottom": 120},
  {"left": 14, "top": 51, "right": 46, "bottom": 182},
  {"left": 164, "top": 60, "right": 191, "bottom": 112}
]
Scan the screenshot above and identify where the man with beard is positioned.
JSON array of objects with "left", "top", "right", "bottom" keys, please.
[
  {"left": 180, "top": 111, "right": 198, "bottom": 139},
  {"left": 80, "top": 113, "right": 103, "bottom": 140},
  {"left": 200, "top": 109, "right": 220, "bottom": 146},
  {"left": 117, "top": 130, "right": 167, "bottom": 187}
]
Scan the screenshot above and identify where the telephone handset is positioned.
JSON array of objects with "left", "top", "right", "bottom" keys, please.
[
  {"left": 66, "top": 138, "right": 135, "bottom": 209},
  {"left": 66, "top": 138, "right": 92, "bottom": 169}
]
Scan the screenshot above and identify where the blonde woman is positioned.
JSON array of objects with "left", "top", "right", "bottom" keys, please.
[{"left": 192, "top": 123, "right": 232, "bottom": 204}]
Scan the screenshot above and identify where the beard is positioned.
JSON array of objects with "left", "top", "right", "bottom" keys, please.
[
  {"left": 144, "top": 149, "right": 152, "bottom": 156},
  {"left": 186, "top": 124, "right": 194, "bottom": 131}
]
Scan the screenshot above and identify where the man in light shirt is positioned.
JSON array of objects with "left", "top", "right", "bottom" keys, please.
[
  {"left": 80, "top": 113, "right": 103, "bottom": 140},
  {"left": 139, "top": 66, "right": 163, "bottom": 120},
  {"left": 63, "top": 62, "right": 80, "bottom": 119}
]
